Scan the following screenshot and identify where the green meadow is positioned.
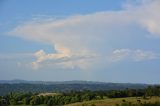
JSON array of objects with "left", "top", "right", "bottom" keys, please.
[{"left": 66, "top": 96, "right": 160, "bottom": 106}]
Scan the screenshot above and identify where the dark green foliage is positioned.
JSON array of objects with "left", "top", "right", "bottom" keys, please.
[
  {"left": 0, "top": 83, "right": 147, "bottom": 96},
  {"left": 22, "top": 97, "right": 30, "bottom": 105},
  {"left": 9, "top": 98, "right": 17, "bottom": 105},
  {"left": 122, "top": 99, "right": 126, "bottom": 102},
  {"left": 0, "top": 86, "right": 160, "bottom": 105},
  {"left": 116, "top": 104, "right": 120, "bottom": 106},
  {"left": 91, "top": 104, "right": 96, "bottom": 106},
  {"left": 46, "top": 98, "right": 54, "bottom": 106},
  {"left": 30, "top": 96, "right": 41, "bottom": 105}
]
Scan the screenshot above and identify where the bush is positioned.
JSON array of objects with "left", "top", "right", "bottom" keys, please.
[{"left": 90, "top": 103, "right": 96, "bottom": 106}]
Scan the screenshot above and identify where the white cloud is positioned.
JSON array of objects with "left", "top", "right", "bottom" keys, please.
[
  {"left": 134, "top": 0, "right": 160, "bottom": 36},
  {"left": 32, "top": 46, "right": 71, "bottom": 69},
  {"left": 33, "top": 46, "right": 71, "bottom": 63},
  {"left": 109, "top": 49, "right": 158, "bottom": 62},
  {"left": 8, "top": 0, "right": 160, "bottom": 70},
  {"left": 32, "top": 46, "right": 97, "bottom": 70}
]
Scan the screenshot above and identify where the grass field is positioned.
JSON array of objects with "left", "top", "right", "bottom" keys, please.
[
  {"left": 8, "top": 96, "right": 160, "bottom": 106},
  {"left": 37, "top": 92, "right": 62, "bottom": 96},
  {"left": 66, "top": 96, "right": 160, "bottom": 106}
]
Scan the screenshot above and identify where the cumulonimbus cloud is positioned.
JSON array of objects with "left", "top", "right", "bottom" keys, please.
[
  {"left": 32, "top": 45, "right": 97, "bottom": 70},
  {"left": 8, "top": 0, "right": 160, "bottom": 70}
]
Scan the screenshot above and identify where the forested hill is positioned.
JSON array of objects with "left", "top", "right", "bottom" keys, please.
[
  {"left": 0, "top": 80, "right": 108, "bottom": 84},
  {"left": 0, "top": 80, "right": 149, "bottom": 96}
]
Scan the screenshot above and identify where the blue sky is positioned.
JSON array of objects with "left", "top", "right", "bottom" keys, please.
[{"left": 1, "top": 0, "right": 160, "bottom": 84}]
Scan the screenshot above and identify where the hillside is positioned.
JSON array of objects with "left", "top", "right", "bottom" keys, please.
[
  {"left": 0, "top": 80, "right": 149, "bottom": 95},
  {"left": 66, "top": 96, "right": 160, "bottom": 106},
  {"left": 0, "top": 86, "right": 160, "bottom": 106}
]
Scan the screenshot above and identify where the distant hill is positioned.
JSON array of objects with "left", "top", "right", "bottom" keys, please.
[
  {"left": 0, "top": 79, "right": 106, "bottom": 84},
  {"left": 0, "top": 80, "right": 149, "bottom": 96}
]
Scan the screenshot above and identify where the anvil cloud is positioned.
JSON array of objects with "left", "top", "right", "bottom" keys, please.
[{"left": 9, "top": 0, "right": 160, "bottom": 70}]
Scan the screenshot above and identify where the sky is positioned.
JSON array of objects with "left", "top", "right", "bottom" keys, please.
[{"left": 0, "top": 0, "right": 160, "bottom": 84}]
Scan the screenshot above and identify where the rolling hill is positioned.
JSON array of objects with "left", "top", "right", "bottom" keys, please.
[{"left": 0, "top": 80, "right": 149, "bottom": 96}]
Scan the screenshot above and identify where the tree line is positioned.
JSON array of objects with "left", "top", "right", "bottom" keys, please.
[
  {"left": 0, "top": 83, "right": 147, "bottom": 96},
  {"left": 0, "top": 86, "right": 160, "bottom": 106}
]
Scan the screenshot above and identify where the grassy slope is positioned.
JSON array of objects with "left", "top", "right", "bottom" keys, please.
[
  {"left": 37, "top": 92, "right": 62, "bottom": 96},
  {"left": 66, "top": 96, "right": 160, "bottom": 106}
]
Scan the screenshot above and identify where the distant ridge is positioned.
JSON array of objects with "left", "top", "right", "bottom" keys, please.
[
  {"left": 0, "top": 79, "right": 151, "bottom": 96},
  {"left": 0, "top": 79, "right": 107, "bottom": 84},
  {"left": 0, "top": 79, "right": 149, "bottom": 85}
]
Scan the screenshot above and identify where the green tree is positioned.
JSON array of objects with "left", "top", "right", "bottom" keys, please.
[
  {"left": 47, "top": 98, "right": 54, "bottom": 106},
  {"left": 23, "top": 97, "right": 30, "bottom": 105},
  {"left": 29, "top": 96, "right": 40, "bottom": 106},
  {"left": 9, "top": 98, "right": 17, "bottom": 105},
  {"left": 82, "top": 93, "right": 91, "bottom": 101},
  {"left": 64, "top": 96, "right": 71, "bottom": 104}
]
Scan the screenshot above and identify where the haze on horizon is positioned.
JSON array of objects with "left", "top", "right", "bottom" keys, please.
[{"left": 0, "top": 0, "right": 160, "bottom": 84}]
